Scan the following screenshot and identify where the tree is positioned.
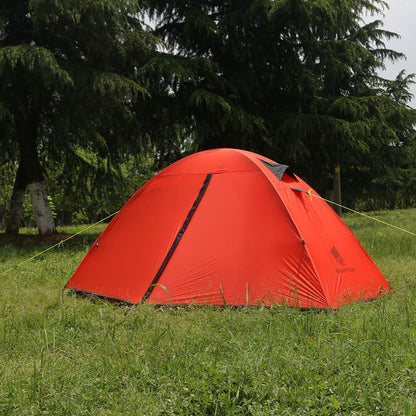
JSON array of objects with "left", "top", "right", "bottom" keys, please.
[
  {"left": 146, "top": 0, "right": 275, "bottom": 151},
  {"left": 146, "top": 0, "right": 416, "bottom": 207},
  {"left": 341, "top": 70, "right": 416, "bottom": 209},
  {"left": 0, "top": 0, "right": 154, "bottom": 234}
]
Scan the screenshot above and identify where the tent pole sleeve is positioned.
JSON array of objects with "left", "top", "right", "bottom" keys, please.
[{"left": 140, "top": 173, "right": 213, "bottom": 303}]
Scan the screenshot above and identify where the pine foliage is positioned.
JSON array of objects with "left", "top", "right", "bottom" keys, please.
[
  {"left": 146, "top": 0, "right": 416, "bottom": 207},
  {"left": 1, "top": 0, "right": 415, "bottom": 226},
  {"left": 0, "top": 0, "right": 160, "bottom": 229}
]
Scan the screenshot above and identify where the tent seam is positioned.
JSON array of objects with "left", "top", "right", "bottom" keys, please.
[
  {"left": 140, "top": 173, "right": 213, "bottom": 303},
  {"left": 238, "top": 151, "right": 330, "bottom": 308}
]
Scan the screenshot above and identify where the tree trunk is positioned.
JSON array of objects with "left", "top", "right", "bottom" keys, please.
[
  {"left": 5, "top": 178, "right": 25, "bottom": 235},
  {"left": 5, "top": 108, "right": 57, "bottom": 235},
  {"left": 27, "top": 182, "right": 56, "bottom": 234},
  {"left": 332, "top": 164, "right": 342, "bottom": 216}
]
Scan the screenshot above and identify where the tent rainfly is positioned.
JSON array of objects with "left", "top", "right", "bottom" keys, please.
[{"left": 66, "top": 148, "right": 390, "bottom": 308}]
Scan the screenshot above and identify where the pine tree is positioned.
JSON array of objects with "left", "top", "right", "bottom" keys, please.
[
  {"left": 0, "top": 0, "right": 154, "bottom": 234},
  {"left": 146, "top": 0, "right": 271, "bottom": 152},
  {"left": 146, "top": 0, "right": 416, "bottom": 207}
]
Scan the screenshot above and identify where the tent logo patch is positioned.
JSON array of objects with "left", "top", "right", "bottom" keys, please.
[
  {"left": 331, "top": 246, "right": 345, "bottom": 266},
  {"left": 331, "top": 246, "right": 355, "bottom": 274}
]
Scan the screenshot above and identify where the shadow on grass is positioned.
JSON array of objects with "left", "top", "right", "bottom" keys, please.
[{"left": 0, "top": 229, "right": 101, "bottom": 252}]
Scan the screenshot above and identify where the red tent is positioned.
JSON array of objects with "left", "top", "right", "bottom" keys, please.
[{"left": 66, "top": 148, "right": 390, "bottom": 308}]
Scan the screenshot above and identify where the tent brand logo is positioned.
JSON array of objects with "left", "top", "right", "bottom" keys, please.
[
  {"left": 331, "top": 246, "right": 355, "bottom": 274},
  {"left": 331, "top": 246, "right": 345, "bottom": 266}
]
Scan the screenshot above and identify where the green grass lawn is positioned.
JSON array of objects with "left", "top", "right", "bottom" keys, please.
[{"left": 1, "top": 210, "right": 416, "bottom": 415}]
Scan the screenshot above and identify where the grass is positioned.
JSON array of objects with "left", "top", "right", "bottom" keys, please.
[{"left": 1, "top": 210, "right": 416, "bottom": 415}]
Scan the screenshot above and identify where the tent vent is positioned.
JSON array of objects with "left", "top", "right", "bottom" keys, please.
[{"left": 259, "top": 159, "right": 296, "bottom": 181}]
